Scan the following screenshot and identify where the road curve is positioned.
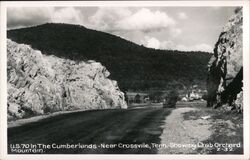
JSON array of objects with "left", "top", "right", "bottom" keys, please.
[{"left": 8, "top": 106, "right": 172, "bottom": 154}]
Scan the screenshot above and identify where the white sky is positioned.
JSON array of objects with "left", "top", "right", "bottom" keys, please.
[{"left": 7, "top": 7, "right": 237, "bottom": 52}]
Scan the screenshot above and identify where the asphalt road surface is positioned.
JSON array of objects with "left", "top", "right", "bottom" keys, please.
[{"left": 8, "top": 104, "right": 172, "bottom": 154}]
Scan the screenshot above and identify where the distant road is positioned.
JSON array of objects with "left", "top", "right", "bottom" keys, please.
[{"left": 8, "top": 104, "right": 172, "bottom": 154}]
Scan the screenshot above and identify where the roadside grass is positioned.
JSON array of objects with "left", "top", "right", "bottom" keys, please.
[{"left": 177, "top": 101, "right": 207, "bottom": 109}]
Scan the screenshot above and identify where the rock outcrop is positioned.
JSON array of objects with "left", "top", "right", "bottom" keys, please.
[
  {"left": 7, "top": 39, "right": 127, "bottom": 121},
  {"left": 207, "top": 8, "right": 243, "bottom": 112}
]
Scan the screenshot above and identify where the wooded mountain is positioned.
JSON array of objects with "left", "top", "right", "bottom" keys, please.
[{"left": 7, "top": 23, "right": 211, "bottom": 91}]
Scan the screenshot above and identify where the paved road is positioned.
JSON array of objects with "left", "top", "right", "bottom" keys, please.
[
  {"left": 8, "top": 105, "right": 172, "bottom": 154},
  {"left": 8, "top": 101, "right": 242, "bottom": 154}
]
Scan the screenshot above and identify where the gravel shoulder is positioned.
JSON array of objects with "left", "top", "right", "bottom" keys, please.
[
  {"left": 158, "top": 101, "right": 243, "bottom": 154},
  {"left": 158, "top": 107, "right": 212, "bottom": 154}
]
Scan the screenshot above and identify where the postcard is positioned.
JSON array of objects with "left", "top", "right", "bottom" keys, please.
[{"left": 0, "top": 1, "right": 249, "bottom": 160}]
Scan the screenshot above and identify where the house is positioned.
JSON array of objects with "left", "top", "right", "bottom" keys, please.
[{"left": 125, "top": 92, "right": 149, "bottom": 104}]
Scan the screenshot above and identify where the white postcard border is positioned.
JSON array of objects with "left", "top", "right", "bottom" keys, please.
[{"left": 0, "top": 1, "right": 249, "bottom": 160}]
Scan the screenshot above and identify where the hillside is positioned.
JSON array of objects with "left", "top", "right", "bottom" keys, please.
[{"left": 7, "top": 23, "right": 211, "bottom": 91}]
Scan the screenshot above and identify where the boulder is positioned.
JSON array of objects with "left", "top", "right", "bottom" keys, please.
[
  {"left": 7, "top": 39, "right": 127, "bottom": 120},
  {"left": 207, "top": 8, "right": 243, "bottom": 111}
]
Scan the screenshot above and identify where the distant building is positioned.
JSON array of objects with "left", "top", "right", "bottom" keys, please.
[
  {"left": 189, "top": 90, "right": 201, "bottom": 101},
  {"left": 181, "top": 97, "right": 188, "bottom": 102},
  {"left": 181, "top": 84, "right": 207, "bottom": 102},
  {"left": 125, "top": 92, "right": 149, "bottom": 104}
]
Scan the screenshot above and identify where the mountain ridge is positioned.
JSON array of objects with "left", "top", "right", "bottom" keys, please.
[{"left": 7, "top": 23, "right": 212, "bottom": 91}]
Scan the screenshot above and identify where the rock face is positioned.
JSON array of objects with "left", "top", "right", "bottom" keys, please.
[
  {"left": 7, "top": 39, "right": 127, "bottom": 120},
  {"left": 207, "top": 8, "right": 243, "bottom": 112}
]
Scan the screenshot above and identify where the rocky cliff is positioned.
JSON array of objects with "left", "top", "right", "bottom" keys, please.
[
  {"left": 207, "top": 8, "right": 243, "bottom": 112},
  {"left": 7, "top": 39, "right": 127, "bottom": 121}
]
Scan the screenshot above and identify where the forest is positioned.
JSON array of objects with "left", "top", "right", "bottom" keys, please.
[{"left": 7, "top": 23, "right": 212, "bottom": 92}]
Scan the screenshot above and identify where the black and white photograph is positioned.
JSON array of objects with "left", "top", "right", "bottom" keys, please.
[{"left": 0, "top": 0, "right": 249, "bottom": 159}]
